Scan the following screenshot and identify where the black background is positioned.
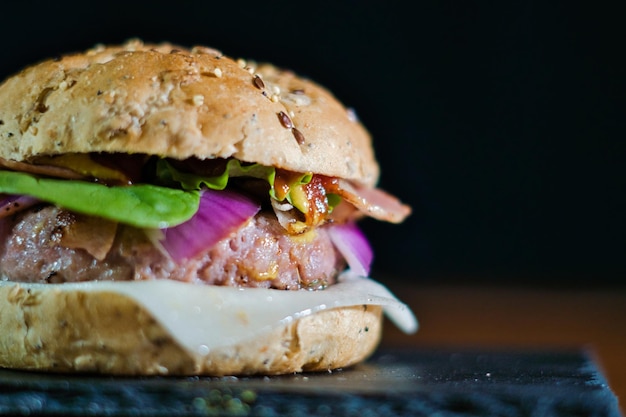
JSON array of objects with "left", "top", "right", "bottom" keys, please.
[{"left": 1, "top": 1, "right": 624, "bottom": 287}]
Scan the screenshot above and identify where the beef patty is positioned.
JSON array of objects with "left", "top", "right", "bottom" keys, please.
[{"left": 0, "top": 205, "right": 344, "bottom": 290}]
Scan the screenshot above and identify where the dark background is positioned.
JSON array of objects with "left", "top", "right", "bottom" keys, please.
[{"left": 1, "top": 1, "right": 624, "bottom": 287}]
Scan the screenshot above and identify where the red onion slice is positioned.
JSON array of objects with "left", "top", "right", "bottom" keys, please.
[
  {"left": 327, "top": 222, "right": 373, "bottom": 277},
  {"left": 0, "top": 195, "right": 41, "bottom": 219},
  {"left": 161, "top": 189, "right": 260, "bottom": 263}
]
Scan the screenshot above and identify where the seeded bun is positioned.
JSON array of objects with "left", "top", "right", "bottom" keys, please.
[
  {"left": 0, "top": 40, "right": 411, "bottom": 377},
  {"left": 0, "top": 39, "right": 379, "bottom": 186},
  {"left": 0, "top": 282, "right": 382, "bottom": 375}
]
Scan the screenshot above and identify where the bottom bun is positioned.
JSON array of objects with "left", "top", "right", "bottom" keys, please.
[{"left": 0, "top": 282, "right": 382, "bottom": 376}]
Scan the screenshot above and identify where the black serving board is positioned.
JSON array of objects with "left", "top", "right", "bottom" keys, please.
[{"left": 0, "top": 348, "right": 621, "bottom": 417}]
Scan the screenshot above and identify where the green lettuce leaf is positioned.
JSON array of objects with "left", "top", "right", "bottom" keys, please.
[
  {"left": 156, "top": 159, "right": 277, "bottom": 191},
  {"left": 0, "top": 170, "right": 199, "bottom": 228},
  {"left": 0, "top": 158, "right": 336, "bottom": 229},
  {"left": 156, "top": 159, "right": 315, "bottom": 205}
]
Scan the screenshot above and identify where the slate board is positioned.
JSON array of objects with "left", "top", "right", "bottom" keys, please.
[{"left": 0, "top": 348, "right": 621, "bottom": 416}]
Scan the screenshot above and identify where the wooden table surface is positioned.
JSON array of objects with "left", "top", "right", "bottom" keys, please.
[{"left": 379, "top": 281, "right": 626, "bottom": 413}]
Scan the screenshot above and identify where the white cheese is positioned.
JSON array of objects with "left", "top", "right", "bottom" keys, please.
[{"left": 11, "top": 273, "right": 418, "bottom": 357}]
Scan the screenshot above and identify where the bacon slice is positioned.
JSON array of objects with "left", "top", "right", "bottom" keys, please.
[
  {"left": 56, "top": 212, "right": 119, "bottom": 260},
  {"left": 0, "top": 157, "right": 86, "bottom": 180},
  {"left": 335, "top": 180, "right": 411, "bottom": 224},
  {"left": 0, "top": 154, "right": 135, "bottom": 184}
]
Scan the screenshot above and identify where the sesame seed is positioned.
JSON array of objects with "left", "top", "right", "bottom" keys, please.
[
  {"left": 87, "top": 44, "right": 105, "bottom": 55},
  {"left": 270, "top": 94, "right": 280, "bottom": 102},
  {"left": 280, "top": 93, "right": 311, "bottom": 106},
  {"left": 347, "top": 108, "right": 359, "bottom": 122},
  {"left": 193, "top": 95, "right": 205, "bottom": 106},
  {"left": 253, "top": 75, "right": 265, "bottom": 90},
  {"left": 237, "top": 58, "right": 247, "bottom": 69},
  {"left": 213, "top": 67, "right": 223, "bottom": 78},
  {"left": 277, "top": 111, "right": 294, "bottom": 129},
  {"left": 191, "top": 46, "right": 222, "bottom": 56},
  {"left": 29, "top": 126, "right": 38, "bottom": 135},
  {"left": 292, "top": 128, "right": 305, "bottom": 145}
]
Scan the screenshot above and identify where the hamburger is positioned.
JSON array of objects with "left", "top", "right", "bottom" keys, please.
[{"left": 0, "top": 39, "right": 416, "bottom": 376}]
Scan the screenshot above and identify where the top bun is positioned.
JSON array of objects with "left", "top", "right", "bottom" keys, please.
[{"left": 0, "top": 39, "right": 379, "bottom": 186}]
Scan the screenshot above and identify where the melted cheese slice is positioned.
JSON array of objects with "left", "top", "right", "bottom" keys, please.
[{"left": 11, "top": 273, "right": 418, "bottom": 356}]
